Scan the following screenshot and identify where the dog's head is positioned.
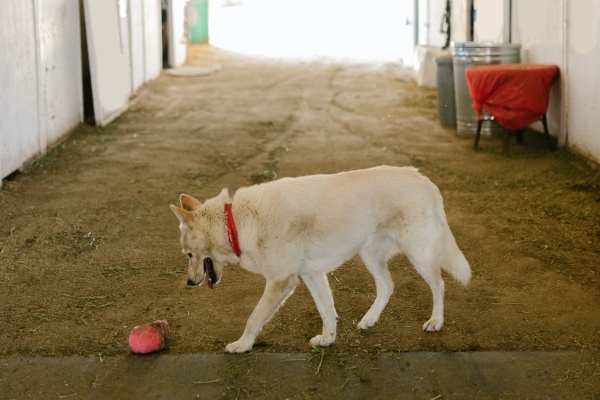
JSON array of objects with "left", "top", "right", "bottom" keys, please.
[{"left": 170, "top": 192, "right": 229, "bottom": 289}]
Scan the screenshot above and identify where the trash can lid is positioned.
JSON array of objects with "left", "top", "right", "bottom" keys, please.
[
  {"left": 450, "top": 41, "right": 521, "bottom": 57},
  {"left": 435, "top": 54, "right": 453, "bottom": 64}
]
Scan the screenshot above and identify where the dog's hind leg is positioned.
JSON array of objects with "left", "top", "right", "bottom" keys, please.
[
  {"left": 357, "top": 249, "right": 395, "bottom": 330},
  {"left": 301, "top": 272, "right": 338, "bottom": 347},
  {"left": 420, "top": 272, "right": 445, "bottom": 332},
  {"left": 226, "top": 274, "right": 300, "bottom": 353},
  {"left": 405, "top": 250, "right": 445, "bottom": 332}
]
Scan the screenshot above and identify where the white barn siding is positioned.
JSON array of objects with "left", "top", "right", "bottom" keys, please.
[
  {"left": 130, "top": 0, "right": 146, "bottom": 94},
  {"left": 1, "top": 0, "right": 81, "bottom": 185},
  {"left": 1, "top": 1, "right": 42, "bottom": 182},
  {"left": 143, "top": 0, "right": 163, "bottom": 82},
  {"left": 130, "top": 0, "right": 163, "bottom": 93},
  {"left": 450, "top": 0, "right": 472, "bottom": 43},
  {"left": 1, "top": 0, "right": 164, "bottom": 185},
  {"left": 168, "top": 0, "right": 188, "bottom": 67},
  {"left": 83, "top": 0, "right": 132, "bottom": 126},
  {"left": 474, "top": 0, "right": 510, "bottom": 43},
  {"left": 428, "top": 0, "right": 449, "bottom": 47},
  {"left": 39, "top": 0, "right": 83, "bottom": 145},
  {"left": 565, "top": 0, "right": 600, "bottom": 162}
]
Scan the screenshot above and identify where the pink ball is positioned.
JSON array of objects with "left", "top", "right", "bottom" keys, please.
[
  {"left": 154, "top": 320, "right": 169, "bottom": 339},
  {"left": 128, "top": 320, "right": 169, "bottom": 354}
]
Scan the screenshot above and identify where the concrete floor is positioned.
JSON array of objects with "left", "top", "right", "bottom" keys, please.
[{"left": 0, "top": 351, "right": 588, "bottom": 399}]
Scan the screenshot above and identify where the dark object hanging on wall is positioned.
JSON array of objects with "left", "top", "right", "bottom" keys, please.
[{"left": 441, "top": 0, "right": 451, "bottom": 49}]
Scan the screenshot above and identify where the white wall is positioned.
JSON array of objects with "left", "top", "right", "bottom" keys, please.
[
  {"left": 168, "top": 0, "right": 188, "bottom": 67},
  {"left": 130, "top": 0, "right": 146, "bottom": 93},
  {"left": 416, "top": 0, "right": 428, "bottom": 45},
  {"left": 143, "top": 0, "right": 163, "bottom": 82},
  {"left": 451, "top": 0, "right": 472, "bottom": 43},
  {"left": 1, "top": 0, "right": 165, "bottom": 184},
  {"left": 128, "top": 0, "right": 162, "bottom": 93},
  {"left": 416, "top": 0, "right": 450, "bottom": 47},
  {"left": 0, "top": 0, "right": 82, "bottom": 185},
  {"left": 1, "top": 1, "right": 39, "bottom": 182},
  {"left": 428, "top": 0, "right": 449, "bottom": 47},
  {"left": 565, "top": 0, "right": 600, "bottom": 162},
  {"left": 474, "top": 0, "right": 509, "bottom": 43},
  {"left": 83, "top": 0, "right": 132, "bottom": 127},
  {"left": 39, "top": 0, "right": 84, "bottom": 145}
]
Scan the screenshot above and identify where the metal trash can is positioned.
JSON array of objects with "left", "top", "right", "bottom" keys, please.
[
  {"left": 451, "top": 42, "right": 521, "bottom": 137},
  {"left": 436, "top": 55, "right": 456, "bottom": 128}
]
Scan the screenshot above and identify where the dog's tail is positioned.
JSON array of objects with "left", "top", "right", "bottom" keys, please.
[{"left": 442, "top": 233, "right": 471, "bottom": 286}]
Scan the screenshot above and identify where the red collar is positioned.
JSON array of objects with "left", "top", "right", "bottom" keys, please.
[{"left": 224, "top": 203, "right": 241, "bottom": 256}]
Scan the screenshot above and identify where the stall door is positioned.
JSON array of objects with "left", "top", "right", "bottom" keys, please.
[
  {"left": 166, "top": 0, "right": 188, "bottom": 67},
  {"left": 0, "top": 1, "right": 41, "bottom": 182},
  {"left": 83, "top": 0, "right": 132, "bottom": 126}
]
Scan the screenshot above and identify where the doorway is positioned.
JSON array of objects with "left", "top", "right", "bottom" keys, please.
[
  {"left": 208, "top": 0, "right": 415, "bottom": 63},
  {"left": 79, "top": 0, "right": 94, "bottom": 124}
]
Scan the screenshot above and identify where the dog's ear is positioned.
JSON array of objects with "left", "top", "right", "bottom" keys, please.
[
  {"left": 170, "top": 204, "right": 194, "bottom": 227},
  {"left": 217, "top": 188, "right": 230, "bottom": 202},
  {"left": 180, "top": 194, "right": 202, "bottom": 211}
]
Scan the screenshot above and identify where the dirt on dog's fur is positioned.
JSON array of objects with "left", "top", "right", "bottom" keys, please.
[{"left": 0, "top": 46, "right": 599, "bottom": 395}]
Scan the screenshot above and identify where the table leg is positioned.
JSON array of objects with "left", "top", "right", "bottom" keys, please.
[
  {"left": 516, "top": 130, "right": 524, "bottom": 145},
  {"left": 541, "top": 114, "right": 556, "bottom": 150},
  {"left": 473, "top": 119, "right": 484, "bottom": 150}
]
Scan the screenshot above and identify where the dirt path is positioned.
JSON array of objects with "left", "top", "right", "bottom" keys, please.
[{"left": 0, "top": 45, "right": 598, "bottom": 397}]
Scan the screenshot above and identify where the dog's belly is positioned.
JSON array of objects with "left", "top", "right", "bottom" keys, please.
[
  {"left": 299, "top": 246, "right": 359, "bottom": 274},
  {"left": 305, "top": 228, "right": 402, "bottom": 270},
  {"left": 239, "top": 232, "right": 364, "bottom": 277}
]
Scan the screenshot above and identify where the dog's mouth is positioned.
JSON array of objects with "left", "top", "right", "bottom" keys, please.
[{"left": 204, "top": 258, "right": 218, "bottom": 289}]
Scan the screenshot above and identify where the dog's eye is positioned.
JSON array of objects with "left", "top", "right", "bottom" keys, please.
[{"left": 187, "top": 253, "right": 193, "bottom": 259}]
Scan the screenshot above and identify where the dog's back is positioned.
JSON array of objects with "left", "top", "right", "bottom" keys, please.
[{"left": 233, "top": 165, "right": 470, "bottom": 285}]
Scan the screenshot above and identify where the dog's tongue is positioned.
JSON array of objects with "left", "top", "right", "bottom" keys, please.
[{"left": 204, "top": 258, "right": 216, "bottom": 289}]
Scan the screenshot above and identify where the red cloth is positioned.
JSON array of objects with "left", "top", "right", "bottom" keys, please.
[{"left": 465, "top": 64, "right": 559, "bottom": 130}]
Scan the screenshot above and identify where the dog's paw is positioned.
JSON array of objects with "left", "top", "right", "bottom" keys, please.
[
  {"left": 225, "top": 340, "right": 252, "bottom": 353},
  {"left": 422, "top": 318, "right": 443, "bottom": 332},
  {"left": 309, "top": 334, "right": 335, "bottom": 348},
  {"left": 357, "top": 316, "right": 377, "bottom": 330}
]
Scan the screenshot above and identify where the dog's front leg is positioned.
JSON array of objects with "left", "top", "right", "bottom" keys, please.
[
  {"left": 225, "top": 274, "right": 300, "bottom": 353},
  {"left": 301, "top": 273, "right": 337, "bottom": 348}
]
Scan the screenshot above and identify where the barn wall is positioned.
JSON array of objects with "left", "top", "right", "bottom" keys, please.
[
  {"left": 428, "top": 0, "right": 449, "bottom": 47},
  {"left": 0, "top": 0, "right": 81, "bottom": 185},
  {"left": 130, "top": 0, "right": 146, "bottom": 93},
  {"left": 417, "top": 0, "right": 450, "bottom": 46},
  {"left": 1, "top": 0, "right": 165, "bottom": 185},
  {"left": 143, "top": 0, "right": 163, "bottom": 82},
  {"left": 39, "top": 0, "right": 84, "bottom": 145},
  {"left": 564, "top": 0, "right": 600, "bottom": 162},
  {"left": 168, "top": 0, "right": 188, "bottom": 67},
  {"left": 473, "top": 0, "right": 509, "bottom": 43},
  {"left": 1, "top": 1, "right": 39, "bottom": 182},
  {"left": 128, "top": 0, "right": 162, "bottom": 93},
  {"left": 450, "top": 0, "right": 472, "bottom": 43}
]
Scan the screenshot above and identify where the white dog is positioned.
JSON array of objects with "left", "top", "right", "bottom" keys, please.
[{"left": 171, "top": 166, "right": 471, "bottom": 353}]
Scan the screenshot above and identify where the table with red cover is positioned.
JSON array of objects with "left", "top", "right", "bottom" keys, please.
[{"left": 465, "top": 63, "right": 559, "bottom": 153}]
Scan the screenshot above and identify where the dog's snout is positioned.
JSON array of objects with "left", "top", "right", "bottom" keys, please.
[{"left": 187, "top": 279, "right": 197, "bottom": 286}]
